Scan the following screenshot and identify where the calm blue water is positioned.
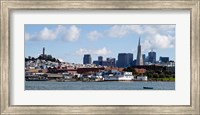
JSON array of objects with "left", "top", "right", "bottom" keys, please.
[{"left": 25, "top": 81, "right": 175, "bottom": 90}]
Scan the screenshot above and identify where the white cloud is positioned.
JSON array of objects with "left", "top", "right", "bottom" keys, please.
[
  {"left": 26, "top": 24, "right": 175, "bottom": 52},
  {"left": 37, "top": 27, "right": 58, "bottom": 40},
  {"left": 127, "top": 25, "right": 144, "bottom": 34},
  {"left": 107, "top": 25, "right": 129, "bottom": 38},
  {"left": 75, "top": 48, "right": 91, "bottom": 55},
  {"left": 25, "top": 33, "right": 31, "bottom": 40},
  {"left": 75, "top": 47, "right": 111, "bottom": 56},
  {"left": 88, "top": 30, "right": 103, "bottom": 40},
  {"left": 134, "top": 25, "right": 175, "bottom": 36},
  {"left": 85, "top": 25, "right": 175, "bottom": 52},
  {"left": 106, "top": 25, "right": 175, "bottom": 38},
  {"left": 73, "top": 24, "right": 175, "bottom": 52},
  {"left": 106, "top": 25, "right": 145, "bottom": 38},
  {"left": 25, "top": 25, "right": 80, "bottom": 42},
  {"left": 25, "top": 25, "right": 64, "bottom": 41},
  {"left": 143, "top": 26, "right": 157, "bottom": 35},
  {"left": 94, "top": 47, "right": 111, "bottom": 55},
  {"left": 106, "top": 25, "right": 175, "bottom": 51},
  {"left": 64, "top": 25, "right": 80, "bottom": 42},
  {"left": 140, "top": 25, "right": 175, "bottom": 51},
  {"left": 142, "top": 34, "right": 175, "bottom": 51}
]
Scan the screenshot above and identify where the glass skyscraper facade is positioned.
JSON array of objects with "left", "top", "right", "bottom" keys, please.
[
  {"left": 83, "top": 54, "right": 92, "bottom": 64},
  {"left": 117, "top": 53, "right": 133, "bottom": 68},
  {"left": 148, "top": 51, "right": 156, "bottom": 63}
]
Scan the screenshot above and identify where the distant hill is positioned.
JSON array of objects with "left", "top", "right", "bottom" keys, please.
[{"left": 25, "top": 54, "right": 60, "bottom": 63}]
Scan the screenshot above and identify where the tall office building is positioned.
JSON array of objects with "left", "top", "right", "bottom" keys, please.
[
  {"left": 148, "top": 50, "right": 156, "bottom": 63},
  {"left": 136, "top": 37, "right": 143, "bottom": 65},
  {"left": 98, "top": 56, "right": 103, "bottom": 66},
  {"left": 83, "top": 54, "right": 92, "bottom": 64},
  {"left": 159, "top": 57, "right": 169, "bottom": 63},
  {"left": 106, "top": 58, "right": 116, "bottom": 67},
  {"left": 127, "top": 53, "right": 133, "bottom": 66},
  {"left": 93, "top": 56, "right": 116, "bottom": 67},
  {"left": 142, "top": 54, "right": 146, "bottom": 65},
  {"left": 117, "top": 53, "right": 133, "bottom": 68}
]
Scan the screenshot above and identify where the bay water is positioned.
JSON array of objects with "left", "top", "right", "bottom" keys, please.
[{"left": 25, "top": 81, "right": 175, "bottom": 90}]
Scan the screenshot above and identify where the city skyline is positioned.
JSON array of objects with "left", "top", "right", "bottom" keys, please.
[{"left": 25, "top": 24, "right": 175, "bottom": 64}]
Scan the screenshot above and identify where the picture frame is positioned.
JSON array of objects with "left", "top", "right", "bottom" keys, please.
[{"left": 0, "top": 0, "right": 199, "bottom": 114}]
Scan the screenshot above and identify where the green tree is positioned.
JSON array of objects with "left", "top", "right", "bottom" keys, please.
[
  {"left": 159, "top": 73, "right": 165, "bottom": 78},
  {"left": 165, "top": 74, "right": 171, "bottom": 78},
  {"left": 148, "top": 73, "right": 153, "bottom": 78},
  {"left": 153, "top": 73, "right": 159, "bottom": 78}
]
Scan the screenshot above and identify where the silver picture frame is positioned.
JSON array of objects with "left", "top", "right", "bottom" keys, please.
[{"left": 1, "top": 0, "right": 199, "bottom": 114}]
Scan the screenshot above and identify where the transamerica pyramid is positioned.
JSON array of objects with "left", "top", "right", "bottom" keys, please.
[{"left": 136, "top": 37, "right": 143, "bottom": 65}]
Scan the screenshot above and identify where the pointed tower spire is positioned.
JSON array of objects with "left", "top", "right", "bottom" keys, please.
[
  {"left": 136, "top": 36, "right": 143, "bottom": 66},
  {"left": 138, "top": 36, "right": 141, "bottom": 46}
]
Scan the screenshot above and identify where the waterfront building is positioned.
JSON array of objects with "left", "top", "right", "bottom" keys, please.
[
  {"left": 148, "top": 50, "right": 156, "bottom": 63},
  {"left": 159, "top": 56, "right": 169, "bottom": 63},
  {"left": 117, "top": 53, "right": 133, "bottom": 68},
  {"left": 83, "top": 54, "right": 92, "bottom": 64},
  {"left": 136, "top": 37, "right": 143, "bottom": 65}
]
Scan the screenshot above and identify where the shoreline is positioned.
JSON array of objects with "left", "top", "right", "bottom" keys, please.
[{"left": 25, "top": 80, "right": 175, "bottom": 82}]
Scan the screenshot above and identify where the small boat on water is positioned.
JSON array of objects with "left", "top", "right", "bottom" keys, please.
[{"left": 143, "top": 86, "right": 153, "bottom": 89}]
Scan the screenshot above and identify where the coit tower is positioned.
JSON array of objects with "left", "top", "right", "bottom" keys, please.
[
  {"left": 43, "top": 47, "right": 45, "bottom": 58},
  {"left": 136, "top": 37, "right": 143, "bottom": 65}
]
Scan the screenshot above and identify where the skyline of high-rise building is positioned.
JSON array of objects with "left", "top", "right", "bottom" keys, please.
[
  {"left": 98, "top": 56, "right": 103, "bottom": 66},
  {"left": 136, "top": 37, "right": 143, "bottom": 65},
  {"left": 93, "top": 56, "right": 116, "bottom": 67},
  {"left": 106, "top": 58, "right": 116, "bottom": 67},
  {"left": 25, "top": 25, "right": 175, "bottom": 64},
  {"left": 82, "top": 37, "right": 172, "bottom": 67},
  {"left": 83, "top": 54, "right": 92, "bottom": 64},
  {"left": 117, "top": 53, "right": 133, "bottom": 68},
  {"left": 148, "top": 50, "right": 156, "bottom": 63},
  {"left": 159, "top": 56, "right": 169, "bottom": 63},
  {"left": 142, "top": 54, "right": 146, "bottom": 65}
]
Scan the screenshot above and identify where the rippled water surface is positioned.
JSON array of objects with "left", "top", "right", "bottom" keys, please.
[{"left": 25, "top": 81, "right": 175, "bottom": 90}]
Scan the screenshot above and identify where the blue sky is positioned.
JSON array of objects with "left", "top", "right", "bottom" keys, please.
[{"left": 25, "top": 24, "right": 175, "bottom": 64}]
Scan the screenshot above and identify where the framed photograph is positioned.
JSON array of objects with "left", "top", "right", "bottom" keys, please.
[{"left": 1, "top": 0, "right": 199, "bottom": 114}]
